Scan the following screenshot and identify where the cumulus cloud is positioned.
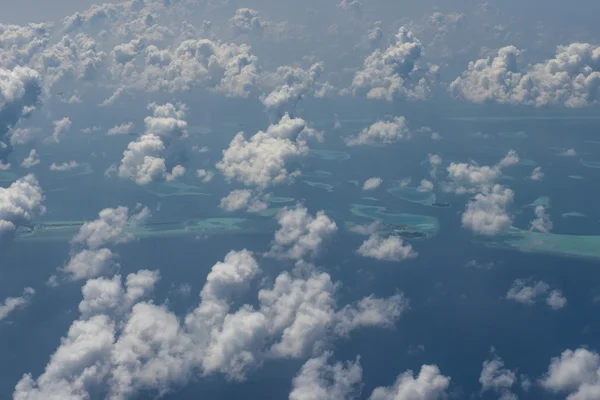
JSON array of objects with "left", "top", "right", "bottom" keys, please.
[
  {"left": 479, "top": 350, "right": 517, "bottom": 400},
  {"left": 530, "top": 166, "right": 544, "bottom": 181},
  {"left": 351, "top": 27, "right": 438, "bottom": 102},
  {"left": 506, "top": 278, "right": 567, "bottom": 310},
  {"left": 219, "top": 189, "right": 266, "bottom": 213},
  {"left": 268, "top": 205, "right": 337, "bottom": 261},
  {"left": 229, "top": 8, "right": 266, "bottom": 37},
  {"left": 357, "top": 234, "right": 417, "bottom": 262},
  {"left": 363, "top": 177, "right": 382, "bottom": 190},
  {"left": 445, "top": 150, "right": 518, "bottom": 194},
  {"left": 0, "top": 173, "right": 44, "bottom": 235},
  {"left": 21, "top": 149, "right": 39, "bottom": 168},
  {"left": 428, "top": 153, "right": 442, "bottom": 178},
  {"left": 217, "top": 114, "right": 319, "bottom": 189},
  {"left": 107, "top": 122, "right": 135, "bottom": 136},
  {"left": 530, "top": 205, "right": 553, "bottom": 233},
  {"left": 461, "top": 184, "right": 514, "bottom": 236},
  {"left": 0, "top": 287, "right": 35, "bottom": 322},
  {"left": 50, "top": 117, "right": 71, "bottom": 143},
  {"left": 562, "top": 148, "right": 577, "bottom": 157},
  {"left": 451, "top": 43, "right": 600, "bottom": 108},
  {"left": 61, "top": 248, "right": 118, "bottom": 282},
  {"left": 417, "top": 179, "right": 434, "bottom": 192},
  {"left": 541, "top": 348, "right": 600, "bottom": 398},
  {"left": 49, "top": 161, "right": 79, "bottom": 171},
  {"left": 289, "top": 352, "right": 362, "bottom": 400},
  {"left": 346, "top": 117, "right": 410, "bottom": 146},
  {"left": 17, "top": 249, "right": 406, "bottom": 399},
  {"left": 196, "top": 169, "right": 214, "bottom": 183},
  {"left": 369, "top": 365, "right": 450, "bottom": 400}
]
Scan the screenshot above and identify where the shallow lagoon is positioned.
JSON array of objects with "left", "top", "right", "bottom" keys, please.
[
  {"left": 348, "top": 204, "right": 439, "bottom": 238},
  {"left": 387, "top": 186, "right": 436, "bottom": 206}
]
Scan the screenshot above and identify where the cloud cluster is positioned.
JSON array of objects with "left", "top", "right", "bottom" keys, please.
[
  {"left": 506, "top": 278, "right": 567, "bottom": 310},
  {"left": 217, "top": 114, "right": 319, "bottom": 189},
  {"left": 49, "top": 161, "right": 79, "bottom": 172},
  {"left": 351, "top": 27, "right": 438, "bottom": 101},
  {"left": 0, "top": 173, "right": 44, "bottom": 235},
  {"left": 17, "top": 250, "right": 407, "bottom": 399},
  {"left": 479, "top": 351, "right": 518, "bottom": 400},
  {"left": 461, "top": 184, "right": 514, "bottom": 236},
  {"left": 541, "top": 348, "right": 600, "bottom": 398},
  {"left": 451, "top": 43, "right": 600, "bottom": 107},
  {"left": 445, "top": 150, "right": 518, "bottom": 194},
  {"left": 268, "top": 205, "right": 337, "bottom": 261},
  {"left": 369, "top": 365, "right": 450, "bottom": 400},
  {"left": 346, "top": 117, "right": 410, "bottom": 146},
  {"left": 357, "top": 234, "right": 417, "bottom": 262}
]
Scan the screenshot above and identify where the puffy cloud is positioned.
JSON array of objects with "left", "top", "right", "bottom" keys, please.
[
  {"left": 289, "top": 352, "right": 362, "bottom": 400},
  {"left": 0, "top": 66, "right": 42, "bottom": 155},
  {"left": 268, "top": 205, "right": 337, "bottom": 261},
  {"left": 506, "top": 278, "right": 567, "bottom": 310},
  {"left": 17, "top": 250, "right": 405, "bottom": 399},
  {"left": 219, "top": 189, "right": 266, "bottom": 213},
  {"left": 445, "top": 150, "right": 518, "bottom": 194},
  {"left": 49, "top": 161, "right": 79, "bottom": 171},
  {"left": 479, "top": 351, "right": 517, "bottom": 400},
  {"left": 21, "top": 149, "right": 40, "bottom": 168},
  {"left": 0, "top": 173, "right": 44, "bottom": 235},
  {"left": 428, "top": 153, "right": 442, "bottom": 178},
  {"left": 451, "top": 43, "right": 600, "bottom": 108},
  {"left": 417, "top": 179, "right": 434, "bottom": 192},
  {"left": 0, "top": 287, "right": 35, "bottom": 322},
  {"left": 107, "top": 122, "right": 135, "bottom": 136},
  {"left": 61, "top": 248, "right": 118, "bottom": 281},
  {"left": 196, "top": 169, "right": 214, "bottom": 183},
  {"left": 217, "top": 114, "right": 319, "bottom": 189},
  {"left": 229, "top": 8, "right": 266, "bottom": 37},
  {"left": 357, "top": 234, "right": 417, "bottom": 262},
  {"left": 497, "top": 150, "right": 520, "bottom": 168},
  {"left": 530, "top": 166, "right": 544, "bottom": 181},
  {"left": 351, "top": 27, "right": 438, "bottom": 102},
  {"left": 541, "top": 348, "right": 600, "bottom": 398},
  {"left": 363, "top": 177, "right": 382, "bottom": 190},
  {"left": 51, "top": 117, "right": 71, "bottom": 143},
  {"left": 461, "top": 184, "right": 514, "bottom": 236},
  {"left": 346, "top": 117, "right": 410, "bottom": 146},
  {"left": 562, "top": 148, "right": 577, "bottom": 157},
  {"left": 348, "top": 221, "right": 381, "bottom": 236},
  {"left": 530, "top": 205, "right": 553, "bottom": 233},
  {"left": 369, "top": 365, "right": 451, "bottom": 400},
  {"left": 143, "top": 102, "right": 187, "bottom": 139}
]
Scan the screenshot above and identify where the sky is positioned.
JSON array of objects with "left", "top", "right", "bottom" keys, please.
[{"left": 1, "top": 0, "right": 600, "bottom": 399}]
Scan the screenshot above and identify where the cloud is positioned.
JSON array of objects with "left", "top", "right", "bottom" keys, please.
[
  {"left": 17, "top": 250, "right": 406, "bottom": 399},
  {"left": 21, "top": 149, "right": 40, "bottom": 168},
  {"left": 61, "top": 248, "right": 118, "bottom": 282},
  {"left": 346, "top": 117, "right": 410, "bottom": 146},
  {"left": 351, "top": 27, "right": 438, "bottom": 102},
  {"left": 445, "top": 150, "right": 518, "bottom": 194},
  {"left": 72, "top": 206, "right": 147, "bottom": 250},
  {"left": 506, "top": 278, "right": 566, "bottom": 309},
  {"left": 562, "top": 148, "right": 577, "bottom": 157},
  {"left": 451, "top": 43, "right": 600, "bottom": 107},
  {"left": 267, "top": 205, "right": 337, "bottom": 261},
  {"left": 107, "top": 122, "right": 135, "bottom": 136},
  {"left": 219, "top": 189, "right": 266, "bottom": 213},
  {"left": 357, "top": 234, "right": 417, "bottom": 262},
  {"left": 229, "top": 8, "right": 266, "bottom": 37},
  {"left": 479, "top": 350, "right": 517, "bottom": 400},
  {"left": 530, "top": 166, "right": 544, "bottom": 181},
  {"left": 196, "top": 169, "right": 214, "bottom": 183},
  {"left": 369, "top": 365, "right": 450, "bottom": 400},
  {"left": 363, "top": 177, "right": 382, "bottom": 190},
  {"left": 461, "top": 184, "right": 514, "bottom": 236},
  {"left": 51, "top": 117, "right": 71, "bottom": 143},
  {"left": 0, "top": 173, "right": 45, "bottom": 235},
  {"left": 217, "top": 114, "right": 319, "bottom": 189},
  {"left": 49, "top": 161, "right": 79, "bottom": 171},
  {"left": 417, "top": 179, "right": 434, "bottom": 192},
  {"left": 289, "top": 352, "right": 362, "bottom": 400},
  {"left": 530, "top": 205, "right": 552, "bottom": 233},
  {"left": 0, "top": 287, "right": 35, "bottom": 322},
  {"left": 143, "top": 102, "right": 188, "bottom": 139},
  {"left": 428, "top": 153, "right": 442, "bottom": 178},
  {"left": 541, "top": 348, "right": 600, "bottom": 398}
]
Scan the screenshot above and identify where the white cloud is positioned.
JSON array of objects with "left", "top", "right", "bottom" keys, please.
[
  {"left": 51, "top": 117, "right": 71, "bottom": 143},
  {"left": 357, "top": 234, "right": 417, "bottom": 262},
  {"left": 49, "top": 161, "right": 79, "bottom": 171},
  {"left": 369, "top": 365, "right": 450, "bottom": 400},
  {"left": 417, "top": 179, "right": 434, "bottom": 192},
  {"left": 541, "top": 348, "right": 600, "bottom": 398},
  {"left": 497, "top": 149, "right": 520, "bottom": 168},
  {"left": 348, "top": 221, "right": 381, "bottom": 236},
  {"left": 0, "top": 173, "right": 45, "bottom": 235},
  {"left": 72, "top": 206, "right": 147, "bottom": 250},
  {"left": 61, "top": 248, "right": 118, "bottom": 281},
  {"left": 0, "top": 287, "right": 35, "bottom": 322},
  {"left": 219, "top": 189, "right": 266, "bottom": 213},
  {"left": 461, "top": 184, "right": 514, "bottom": 236},
  {"left": 451, "top": 43, "right": 600, "bottom": 108},
  {"left": 107, "top": 122, "right": 135, "bottom": 136},
  {"left": 479, "top": 351, "right": 517, "bottom": 400},
  {"left": 196, "top": 169, "right": 214, "bottom": 183},
  {"left": 506, "top": 278, "right": 567, "bottom": 310},
  {"left": 144, "top": 102, "right": 187, "bottom": 139},
  {"left": 562, "top": 148, "right": 577, "bottom": 157},
  {"left": 351, "top": 27, "right": 438, "bottom": 102},
  {"left": 428, "top": 153, "right": 442, "bottom": 178},
  {"left": 268, "top": 205, "right": 337, "bottom": 261},
  {"left": 229, "top": 8, "right": 266, "bottom": 37},
  {"left": 530, "top": 205, "right": 553, "bottom": 233},
  {"left": 21, "top": 149, "right": 40, "bottom": 168},
  {"left": 217, "top": 114, "right": 319, "bottom": 189},
  {"left": 289, "top": 352, "right": 362, "bottom": 400},
  {"left": 530, "top": 166, "right": 544, "bottom": 181},
  {"left": 363, "top": 177, "right": 382, "bottom": 190},
  {"left": 346, "top": 117, "right": 410, "bottom": 146},
  {"left": 445, "top": 150, "right": 518, "bottom": 194},
  {"left": 546, "top": 290, "right": 568, "bottom": 310}
]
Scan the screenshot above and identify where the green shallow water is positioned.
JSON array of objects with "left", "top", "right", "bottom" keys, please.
[
  {"left": 144, "top": 181, "right": 211, "bottom": 198},
  {"left": 387, "top": 186, "right": 436, "bottom": 206},
  {"left": 304, "top": 180, "right": 334, "bottom": 191},
  {"left": 348, "top": 204, "right": 439, "bottom": 238}
]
